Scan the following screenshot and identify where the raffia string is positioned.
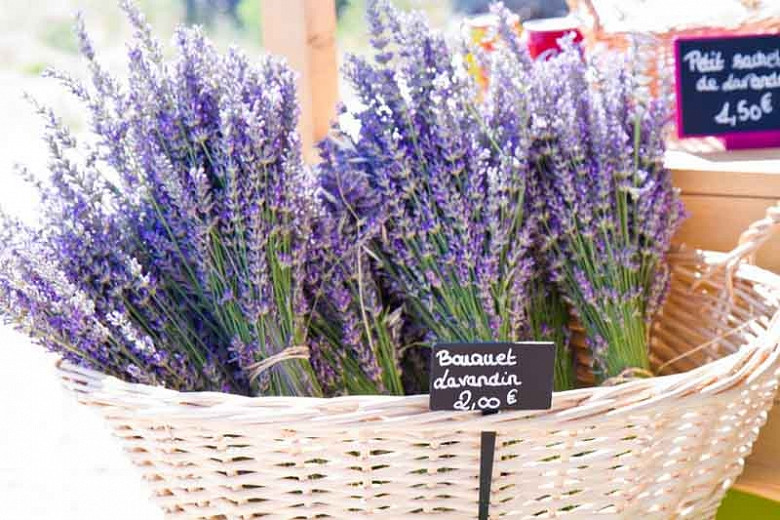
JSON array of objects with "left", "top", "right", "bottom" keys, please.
[{"left": 248, "top": 345, "right": 310, "bottom": 383}]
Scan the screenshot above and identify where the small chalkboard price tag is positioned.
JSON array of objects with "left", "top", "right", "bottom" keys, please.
[
  {"left": 429, "top": 342, "right": 555, "bottom": 412},
  {"left": 674, "top": 34, "right": 780, "bottom": 140}
]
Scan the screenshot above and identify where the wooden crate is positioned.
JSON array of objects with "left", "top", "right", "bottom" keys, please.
[{"left": 668, "top": 147, "right": 780, "bottom": 501}]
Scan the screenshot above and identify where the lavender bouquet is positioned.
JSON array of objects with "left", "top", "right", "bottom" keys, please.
[
  {"left": 483, "top": 8, "right": 574, "bottom": 390},
  {"left": 490, "top": 15, "right": 685, "bottom": 381},
  {"left": 305, "top": 191, "right": 405, "bottom": 395},
  {"left": 318, "top": 0, "right": 575, "bottom": 390},
  {"left": 0, "top": 2, "right": 322, "bottom": 396}
]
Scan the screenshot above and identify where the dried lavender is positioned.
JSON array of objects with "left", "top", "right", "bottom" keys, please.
[
  {"left": 318, "top": 0, "right": 577, "bottom": 388},
  {"left": 0, "top": 108, "right": 213, "bottom": 391},
  {"left": 482, "top": 11, "right": 575, "bottom": 390},
  {"left": 0, "top": 1, "right": 321, "bottom": 396},
  {"left": 493, "top": 29, "right": 685, "bottom": 381},
  {"left": 305, "top": 181, "right": 404, "bottom": 395}
]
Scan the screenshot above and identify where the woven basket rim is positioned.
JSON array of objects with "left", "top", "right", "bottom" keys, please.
[{"left": 56, "top": 247, "right": 780, "bottom": 433}]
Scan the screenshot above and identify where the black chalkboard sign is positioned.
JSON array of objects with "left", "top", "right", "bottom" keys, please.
[
  {"left": 674, "top": 34, "right": 780, "bottom": 138},
  {"left": 429, "top": 342, "right": 555, "bottom": 412}
]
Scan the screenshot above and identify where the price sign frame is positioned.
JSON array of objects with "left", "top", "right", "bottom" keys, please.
[
  {"left": 428, "top": 341, "right": 555, "bottom": 412},
  {"left": 673, "top": 33, "right": 780, "bottom": 147}
]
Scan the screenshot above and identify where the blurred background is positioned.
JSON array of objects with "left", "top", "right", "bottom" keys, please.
[{"left": 0, "top": 0, "right": 568, "bottom": 213}]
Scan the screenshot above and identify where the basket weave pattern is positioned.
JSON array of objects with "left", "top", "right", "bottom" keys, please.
[{"left": 58, "top": 206, "right": 780, "bottom": 519}]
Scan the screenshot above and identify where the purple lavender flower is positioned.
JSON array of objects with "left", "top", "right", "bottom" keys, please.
[
  {"left": 479, "top": 5, "right": 575, "bottom": 390},
  {"left": 490, "top": 22, "right": 686, "bottom": 381},
  {"left": 0, "top": 1, "right": 322, "bottom": 396},
  {"left": 317, "top": 0, "right": 541, "bottom": 368},
  {"left": 304, "top": 196, "right": 404, "bottom": 395}
]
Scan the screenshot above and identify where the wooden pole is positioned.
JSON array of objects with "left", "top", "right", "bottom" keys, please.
[{"left": 261, "top": 0, "right": 339, "bottom": 163}]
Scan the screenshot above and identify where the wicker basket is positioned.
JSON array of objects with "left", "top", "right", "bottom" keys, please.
[{"left": 58, "top": 205, "right": 780, "bottom": 519}]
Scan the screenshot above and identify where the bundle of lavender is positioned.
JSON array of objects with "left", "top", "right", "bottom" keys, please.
[
  {"left": 0, "top": 0, "right": 684, "bottom": 398},
  {"left": 0, "top": 1, "right": 344, "bottom": 397},
  {"left": 318, "top": 0, "right": 575, "bottom": 390},
  {"left": 305, "top": 182, "right": 405, "bottom": 395},
  {"left": 489, "top": 7, "right": 686, "bottom": 382}
]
